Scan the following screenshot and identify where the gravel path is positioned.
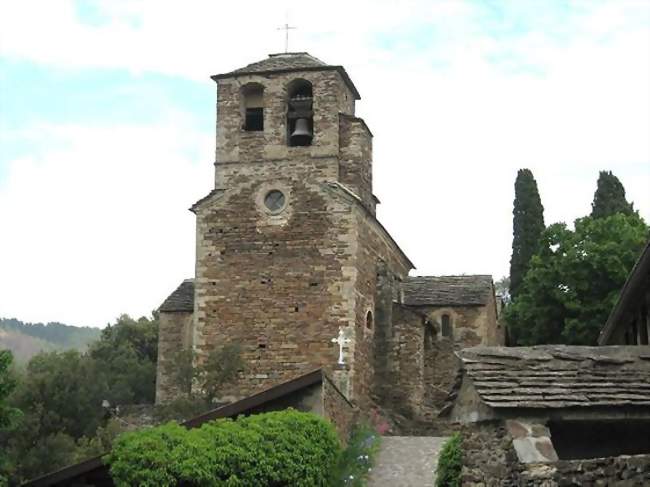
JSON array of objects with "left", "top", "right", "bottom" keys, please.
[{"left": 368, "top": 436, "right": 449, "bottom": 487}]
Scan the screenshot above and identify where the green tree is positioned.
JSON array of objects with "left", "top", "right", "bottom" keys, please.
[
  {"left": 0, "top": 351, "right": 20, "bottom": 484},
  {"left": 509, "top": 169, "right": 545, "bottom": 299},
  {"left": 107, "top": 410, "right": 341, "bottom": 487},
  {"left": 165, "top": 349, "right": 195, "bottom": 398},
  {"left": 591, "top": 170, "right": 634, "bottom": 219},
  {"left": 10, "top": 350, "right": 108, "bottom": 439},
  {"left": 505, "top": 213, "right": 648, "bottom": 345},
  {"left": 0, "top": 351, "right": 18, "bottom": 430},
  {"left": 197, "top": 344, "right": 245, "bottom": 403},
  {"left": 89, "top": 314, "right": 159, "bottom": 405},
  {"left": 2, "top": 313, "right": 160, "bottom": 482}
]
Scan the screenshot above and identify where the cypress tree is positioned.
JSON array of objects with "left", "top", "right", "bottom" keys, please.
[
  {"left": 509, "top": 169, "right": 545, "bottom": 300},
  {"left": 591, "top": 170, "right": 634, "bottom": 218}
]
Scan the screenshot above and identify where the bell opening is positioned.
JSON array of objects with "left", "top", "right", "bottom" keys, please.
[{"left": 287, "top": 79, "right": 314, "bottom": 147}]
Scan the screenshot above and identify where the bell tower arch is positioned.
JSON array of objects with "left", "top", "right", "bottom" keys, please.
[{"left": 286, "top": 78, "right": 313, "bottom": 147}]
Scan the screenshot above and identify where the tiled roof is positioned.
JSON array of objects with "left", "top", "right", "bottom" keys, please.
[
  {"left": 211, "top": 52, "right": 361, "bottom": 100},
  {"left": 159, "top": 279, "right": 194, "bottom": 312},
  {"left": 230, "top": 52, "right": 327, "bottom": 74},
  {"left": 458, "top": 345, "right": 650, "bottom": 409},
  {"left": 402, "top": 275, "right": 493, "bottom": 306}
]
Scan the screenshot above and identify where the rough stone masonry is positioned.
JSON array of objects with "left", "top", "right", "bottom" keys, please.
[{"left": 155, "top": 53, "right": 503, "bottom": 417}]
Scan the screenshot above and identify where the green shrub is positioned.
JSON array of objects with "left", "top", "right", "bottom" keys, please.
[
  {"left": 435, "top": 433, "right": 462, "bottom": 487},
  {"left": 107, "top": 409, "right": 341, "bottom": 486},
  {"left": 331, "top": 422, "right": 381, "bottom": 487}
]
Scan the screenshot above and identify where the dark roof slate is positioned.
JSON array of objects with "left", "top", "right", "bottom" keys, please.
[
  {"left": 402, "top": 275, "right": 493, "bottom": 306},
  {"left": 230, "top": 52, "right": 327, "bottom": 74},
  {"left": 458, "top": 345, "right": 650, "bottom": 409},
  {"left": 211, "top": 52, "right": 361, "bottom": 100},
  {"left": 159, "top": 279, "right": 194, "bottom": 312}
]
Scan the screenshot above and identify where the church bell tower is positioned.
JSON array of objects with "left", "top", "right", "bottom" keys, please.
[{"left": 157, "top": 52, "right": 413, "bottom": 407}]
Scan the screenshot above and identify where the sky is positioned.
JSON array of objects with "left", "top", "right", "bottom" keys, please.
[{"left": 0, "top": 0, "right": 648, "bottom": 328}]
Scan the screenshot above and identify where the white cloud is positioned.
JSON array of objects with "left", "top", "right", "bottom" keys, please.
[
  {"left": 0, "top": 119, "right": 213, "bottom": 326},
  {"left": 0, "top": 0, "right": 648, "bottom": 324}
]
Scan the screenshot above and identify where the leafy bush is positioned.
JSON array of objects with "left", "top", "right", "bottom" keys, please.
[
  {"left": 332, "top": 422, "right": 381, "bottom": 487},
  {"left": 107, "top": 409, "right": 341, "bottom": 486},
  {"left": 436, "top": 433, "right": 462, "bottom": 487}
]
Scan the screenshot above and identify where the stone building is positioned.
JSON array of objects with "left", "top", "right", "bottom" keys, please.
[
  {"left": 599, "top": 239, "right": 650, "bottom": 346},
  {"left": 445, "top": 345, "right": 650, "bottom": 485},
  {"left": 438, "top": 242, "right": 650, "bottom": 485},
  {"left": 155, "top": 52, "right": 504, "bottom": 417}
]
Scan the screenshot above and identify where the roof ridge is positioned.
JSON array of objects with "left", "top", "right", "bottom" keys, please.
[{"left": 408, "top": 274, "right": 492, "bottom": 279}]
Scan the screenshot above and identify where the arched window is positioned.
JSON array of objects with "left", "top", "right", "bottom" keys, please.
[
  {"left": 287, "top": 79, "right": 313, "bottom": 146},
  {"left": 366, "top": 310, "right": 374, "bottom": 330},
  {"left": 241, "top": 83, "right": 264, "bottom": 131},
  {"left": 441, "top": 314, "right": 452, "bottom": 338}
]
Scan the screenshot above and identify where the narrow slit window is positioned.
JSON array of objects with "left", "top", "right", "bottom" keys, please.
[
  {"left": 441, "top": 314, "right": 452, "bottom": 338},
  {"left": 366, "top": 310, "right": 374, "bottom": 330}
]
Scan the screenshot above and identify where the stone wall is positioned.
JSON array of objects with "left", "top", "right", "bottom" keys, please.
[
  {"left": 460, "top": 420, "right": 650, "bottom": 486},
  {"left": 192, "top": 179, "right": 359, "bottom": 402},
  {"left": 417, "top": 301, "right": 502, "bottom": 348},
  {"left": 375, "top": 304, "right": 425, "bottom": 417},
  {"left": 460, "top": 420, "right": 520, "bottom": 486},
  {"left": 346, "top": 202, "right": 412, "bottom": 411},
  {"left": 339, "top": 114, "right": 375, "bottom": 213},
  {"left": 184, "top": 63, "right": 413, "bottom": 409},
  {"left": 423, "top": 332, "right": 459, "bottom": 418},
  {"left": 323, "top": 374, "right": 359, "bottom": 443},
  {"left": 156, "top": 311, "right": 193, "bottom": 403},
  {"left": 215, "top": 69, "right": 357, "bottom": 176},
  {"left": 518, "top": 455, "right": 650, "bottom": 486}
]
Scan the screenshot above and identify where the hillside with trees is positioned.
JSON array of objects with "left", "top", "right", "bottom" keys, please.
[
  {"left": 0, "top": 314, "right": 159, "bottom": 483},
  {"left": 0, "top": 318, "right": 101, "bottom": 363}
]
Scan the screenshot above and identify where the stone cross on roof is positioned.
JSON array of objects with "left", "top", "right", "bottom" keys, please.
[{"left": 331, "top": 327, "right": 351, "bottom": 365}]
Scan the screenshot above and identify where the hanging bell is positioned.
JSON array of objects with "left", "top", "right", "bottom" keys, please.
[{"left": 290, "top": 118, "right": 312, "bottom": 146}]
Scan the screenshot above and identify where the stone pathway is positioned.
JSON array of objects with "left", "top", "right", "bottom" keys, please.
[{"left": 368, "top": 436, "right": 449, "bottom": 487}]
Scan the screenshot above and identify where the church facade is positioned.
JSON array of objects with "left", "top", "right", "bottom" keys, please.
[{"left": 155, "top": 53, "right": 505, "bottom": 418}]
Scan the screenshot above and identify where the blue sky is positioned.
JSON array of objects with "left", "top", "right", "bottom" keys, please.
[{"left": 0, "top": 0, "right": 648, "bottom": 327}]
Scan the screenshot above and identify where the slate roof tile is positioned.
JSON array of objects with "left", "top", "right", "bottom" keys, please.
[
  {"left": 159, "top": 279, "right": 194, "bottom": 312},
  {"left": 402, "top": 275, "right": 493, "bottom": 306},
  {"left": 458, "top": 345, "right": 650, "bottom": 409},
  {"left": 211, "top": 52, "right": 361, "bottom": 100},
  {"left": 230, "top": 52, "right": 327, "bottom": 74}
]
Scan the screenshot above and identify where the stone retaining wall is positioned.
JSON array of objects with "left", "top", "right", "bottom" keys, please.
[
  {"left": 520, "top": 455, "right": 650, "bottom": 486},
  {"left": 460, "top": 420, "right": 650, "bottom": 486}
]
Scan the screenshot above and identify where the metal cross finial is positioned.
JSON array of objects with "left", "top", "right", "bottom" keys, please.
[
  {"left": 277, "top": 22, "right": 296, "bottom": 53},
  {"left": 331, "top": 327, "right": 351, "bottom": 365}
]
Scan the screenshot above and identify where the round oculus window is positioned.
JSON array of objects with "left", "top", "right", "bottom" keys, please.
[{"left": 264, "top": 190, "right": 286, "bottom": 213}]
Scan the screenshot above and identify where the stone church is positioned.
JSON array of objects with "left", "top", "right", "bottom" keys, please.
[
  {"left": 25, "top": 53, "right": 650, "bottom": 487},
  {"left": 155, "top": 52, "right": 505, "bottom": 419}
]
